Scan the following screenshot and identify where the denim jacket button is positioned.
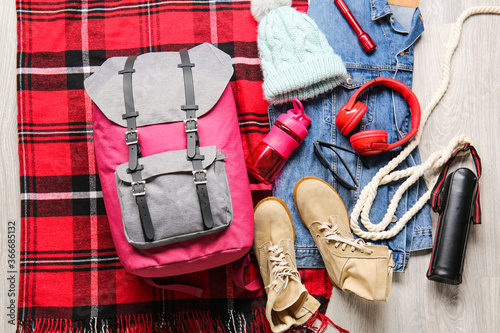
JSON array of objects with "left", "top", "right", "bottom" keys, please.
[
  {"left": 346, "top": 76, "right": 354, "bottom": 85},
  {"left": 399, "top": 51, "right": 405, "bottom": 56},
  {"left": 392, "top": 215, "right": 398, "bottom": 223}
]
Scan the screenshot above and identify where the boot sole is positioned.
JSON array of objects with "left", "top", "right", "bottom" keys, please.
[{"left": 254, "top": 196, "right": 296, "bottom": 241}]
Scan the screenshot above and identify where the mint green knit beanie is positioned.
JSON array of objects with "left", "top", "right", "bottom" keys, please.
[{"left": 257, "top": 5, "right": 347, "bottom": 104}]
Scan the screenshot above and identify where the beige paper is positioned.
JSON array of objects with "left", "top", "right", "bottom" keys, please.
[{"left": 388, "top": 0, "right": 419, "bottom": 8}]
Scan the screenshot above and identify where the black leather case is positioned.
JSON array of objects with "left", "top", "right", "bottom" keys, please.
[{"left": 427, "top": 167, "right": 478, "bottom": 285}]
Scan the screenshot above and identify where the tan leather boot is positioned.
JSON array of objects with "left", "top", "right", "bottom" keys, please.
[
  {"left": 294, "top": 177, "right": 394, "bottom": 302},
  {"left": 253, "top": 197, "right": 320, "bottom": 333}
]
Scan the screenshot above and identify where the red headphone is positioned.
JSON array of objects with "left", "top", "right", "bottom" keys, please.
[{"left": 335, "top": 77, "right": 421, "bottom": 156}]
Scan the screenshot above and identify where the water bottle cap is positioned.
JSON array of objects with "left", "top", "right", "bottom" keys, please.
[{"left": 276, "top": 99, "right": 312, "bottom": 139}]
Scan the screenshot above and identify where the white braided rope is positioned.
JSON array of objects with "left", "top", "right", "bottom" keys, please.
[{"left": 350, "top": 6, "right": 500, "bottom": 241}]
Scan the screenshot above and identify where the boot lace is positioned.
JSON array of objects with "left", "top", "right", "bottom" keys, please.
[
  {"left": 266, "top": 244, "right": 300, "bottom": 290},
  {"left": 317, "top": 216, "right": 373, "bottom": 254}
]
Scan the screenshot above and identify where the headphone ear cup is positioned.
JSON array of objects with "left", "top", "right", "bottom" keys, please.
[
  {"left": 336, "top": 101, "right": 368, "bottom": 135},
  {"left": 350, "top": 129, "right": 388, "bottom": 155}
]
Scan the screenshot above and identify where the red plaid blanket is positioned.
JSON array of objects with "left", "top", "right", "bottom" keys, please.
[{"left": 16, "top": 1, "right": 335, "bottom": 332}]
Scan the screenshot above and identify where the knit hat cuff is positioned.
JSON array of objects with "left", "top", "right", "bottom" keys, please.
[{"left": 263, "top": 53, "right": 347, "bottom": 104}]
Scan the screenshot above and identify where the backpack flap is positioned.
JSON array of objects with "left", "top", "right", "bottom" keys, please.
[{"left": 84, "top": 43, "right": 233, "bottom": 127}]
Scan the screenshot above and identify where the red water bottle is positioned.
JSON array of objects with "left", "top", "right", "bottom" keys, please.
[{"left": 246, "top": 99, "right": 312, "bottom": 184}]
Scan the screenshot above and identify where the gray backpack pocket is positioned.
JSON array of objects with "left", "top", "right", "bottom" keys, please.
[{"left": 115, "top": 145, "right": 232, "bottom": 249}]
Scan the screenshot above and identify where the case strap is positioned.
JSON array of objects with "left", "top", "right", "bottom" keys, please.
[
  {"left": 178, "top": 48, "right": 214, "bottom": 229},
  {"left": 431, "top": 143, "right": 482, "bottom": 224},
  {"left": 119, "top": 55, "right": 155, "bottom": 241}
]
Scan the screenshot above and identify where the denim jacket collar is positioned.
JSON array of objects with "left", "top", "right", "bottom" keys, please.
[
  {"left": 371, "top": 0, "right": 393, "bottom": 21},
  {"left": 371, "top": 0, "right": 424, "bottom": 58},
  {"left": 371, "top": 0, "right": 411, "bottom": 34}
]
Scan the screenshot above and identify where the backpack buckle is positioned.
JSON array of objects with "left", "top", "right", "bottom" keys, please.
[
  {"left": 125, "top": 130, "right": 138, "bottom": 145},
  {"left": 184, "top": 118, "right": 198, "bottom": 133},
  {"left": 192, "top": 170, "right": 207, "bottom": 185},
  {"left": 131, "top": 181, "right": 146, "bottom": 196}
]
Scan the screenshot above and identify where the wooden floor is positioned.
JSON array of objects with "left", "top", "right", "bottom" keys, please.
[{"left": 1, "top": 1, "right": 499, "bottom": 332}]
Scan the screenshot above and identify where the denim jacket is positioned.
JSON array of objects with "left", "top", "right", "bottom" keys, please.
[{"left": 269, "top": 0, "right": 432, "bottom": 272}]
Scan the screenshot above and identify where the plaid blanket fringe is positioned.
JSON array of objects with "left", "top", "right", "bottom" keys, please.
[{"left": 16, "top": 307, "right": 343, "bottom": 333}]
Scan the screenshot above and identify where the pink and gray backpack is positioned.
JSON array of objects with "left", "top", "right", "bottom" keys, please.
[{"left": 84, "top": 43, "right": 254, "bottom": 295}]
